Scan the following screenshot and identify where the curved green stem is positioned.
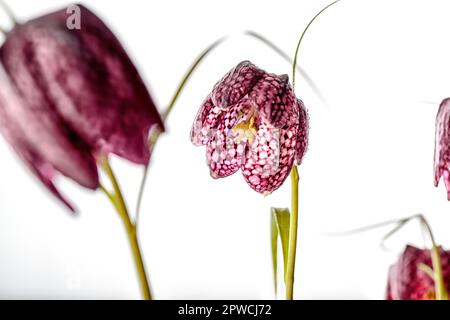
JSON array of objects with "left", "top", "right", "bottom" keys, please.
[
  {"left": 0, "top": 0, "right": 17, "bottom": 25},
  {"left": 284, "top": 0, "right": 341, "bottom": 301},
  {"left": 419, "top": 216, "right": 448, "bottom": 300},
  {"left": 135, "top": 38, "right": 225, "bottom": 222},
  {"left": 285, "top": 166, "right": 299, "bottom": 300},
  {"left": 135, "top": 129, "right": 162, "bottom": 225},
  {"left": 101, "top": 159, "right": 152, "bottom": 300},
  {"left": 244, "top": 31, "right": 326, "bottom": 104},
  {"left": 292, "top": 0, "right": 341, "bottom": 90},
  {"left": 162, "top": 37, "right": 226, "bottom": 120}
]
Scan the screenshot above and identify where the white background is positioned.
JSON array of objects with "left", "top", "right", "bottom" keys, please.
[{"left": 1, "top": 0, "right": 450, "bottom": 299}]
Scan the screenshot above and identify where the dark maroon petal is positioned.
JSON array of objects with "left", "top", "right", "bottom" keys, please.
[
  {"left": 27, "top": 153, "right": 77, "bottom": 212},
  {"left": 211, "top": 61, "right": 263, "bottom": 109},
  {"left": 0, "top": 65, "right": 98, "bottom": 210},
  {"left": 295, "top": 99, "right": 309, "bottom": 165},
  {"left": 0, "top": 130, "right": 78, "bottom": 211},
  {"left": 386, "top": 245, "right": 450, "bottom": 300},
  {"left": 434, "top": 98, "right": 450, "bottom": 199},
  {"left": 0, "top": 4, "right": 163, "bottom": 166},
  {"left": 386, "top": 265, "right": 395, "bottom": 300},
  {"left": 390, "top": 246, "right": 426, "bottom": 300}
]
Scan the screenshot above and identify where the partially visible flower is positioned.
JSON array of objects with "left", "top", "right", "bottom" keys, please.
[
  {"left": 0, "top": 5, "right": 163, "bottom": 211},
  {"left": 386, "top": 245, "right": 450, "bottom": 300},
  {"left": 191, "top": 61, "right": 308, "bottom": 194},
  {"left": 434, "top": 98, "right": 450, "bottom": 200}
]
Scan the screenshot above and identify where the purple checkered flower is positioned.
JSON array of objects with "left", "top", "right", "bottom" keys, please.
[{"left": 191, "top": 61, "right": 308, "bottom": 194}]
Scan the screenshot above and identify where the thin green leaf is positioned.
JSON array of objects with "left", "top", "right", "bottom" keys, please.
[
  {"left": 162, "top": 37, "right": 226, "bottom": 120},
  {"left": 271, "top": 211, "right": 279, "bottom": 294},
  {"left": 380, "top": 218, "right": 413, "bottom": 250},
  {"left": 135, "top": 37, "right": 226, "bottom": 224},
  {"left": 323, "top": 215, "right": 417, "bottom": 237},
  {"left": 292, "top": 0, "right": 341, "bottom": 90},
  {"left": 418, "top": 263, "right": 435, "bottom": 281},
  {"left": 271, "top": 208, "right": 291, "bottom": 294}
]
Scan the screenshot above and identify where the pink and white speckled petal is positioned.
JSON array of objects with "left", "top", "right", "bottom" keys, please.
[
  {"left": 211, "top": 61, "right": 263, "bottom": 109},
  {"left": 206, "top": 134, "right": 245, "bottom": 179},
  {"left": 250, "top": 74, "right": 297, "bottom": 128},
  {"left": 191, "top": 96, "right": 222, "bottom": 146},
  {"left": 241, "top": 123, "right": 296, "bottom": 194},
  {"left": 192, "top": 61, "right": 309, "bottom": 194},
  {"left": 295, "top": 99, "right": 309, "bottom": 165},
  {"left": 206, "top": 102, "right": 251, "bottom": 178},
  {"left": 434, "top": 99, "right": 450, "bottom": 200}
]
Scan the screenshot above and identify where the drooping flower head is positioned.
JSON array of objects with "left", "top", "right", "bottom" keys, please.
[
  {"left": 386, "top": 245, "right": 450, "bottom": 300},
  {"left": 0, "top": 5, "right": 163, "bottom": 211},
  {"left": 434, "top": 98, "right": 450, "bottom": 200},
  {"left": 191, "top": 61, "right": 308, "bottom": 194}
]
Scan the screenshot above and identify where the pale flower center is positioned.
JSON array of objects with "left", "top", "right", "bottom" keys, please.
[{"left": 232, "top": 110, "right": 258, "bottom": 145}]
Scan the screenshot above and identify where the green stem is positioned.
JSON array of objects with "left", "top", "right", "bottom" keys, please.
[
  {"left": 0, "top": 0, "right": 17, "bottom": 26},
  {"left": 292, "top": 0, "right": 341, "bottom": 90},
  {"left": 134, "top": 38, "right": 225, "bottom": 222},
  {"left": 101, "top": 159, "right": 152, "bottom": 300},
  {"left": 285, "top": 166, "right": 299, "bottom": 300},
  {"left": 244, "top": 31, "right": 326, "bottom": 104},
  {"left": 419, "top": 216, "right": 448, "bottom": 300},
  {"left": 162, "top": 38, "right": 226, "bottom": 120},
  {"left": 284, "top": 0, "right": 341, "bottom": 300}
]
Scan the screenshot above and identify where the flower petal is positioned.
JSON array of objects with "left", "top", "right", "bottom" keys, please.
[
  {"left": 434, "top": 98, "right": 450, "bottom": 198},
  {"left": 241, "top": 123, "right": 297, "bottom": 194},
  {"left": 389, "top": 246, "right": 426, "bottom": 300},
  {"left": 386, "top": 245, "right": 450, "bottom": 300},
  {"left": 206, "top": 100, "right": 253, "bottom": 178},
  {"left": 207, "top": 135, "right": 245, "bottom": 179},
  {"left": 250, "top": 74, "right": 297, "bottom": 128},
  {"left": 26, "top": 151, "right": 77, "bottom": 212},
  {"left": 211, "top": 61, "right": 263, "bottom": 109},
  {"left": 191, "top": 96, "right": 222, "bottom": 146},
  {"left": 295, "top": 99, "right": 309, "bottom": 165},
  {"left": 386, "top": 265, "right": 396, "bottom": 300},
  {"left": 0, "top": 5, "right": 163, "bottom": 166},
  {"left": 0, "top": 63, "right": 98, "bottom": 211}
]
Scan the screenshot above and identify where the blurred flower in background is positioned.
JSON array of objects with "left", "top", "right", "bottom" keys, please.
[
  {"left": 386, "top": 245, "right": 450, "bottom": 300},
  {"left": 0, "top": 4, "right": 163, "bottom": 211}
]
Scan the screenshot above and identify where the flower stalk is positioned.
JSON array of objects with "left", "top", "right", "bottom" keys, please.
[
  {"left": 101, "top": 159, "right": 152, "bottom": 300},
  {"left": 285, "top": 166, "right": 299, "bottom": 300},
  {"left": 0, "top": 0, "right": 17, "bottom": 27},
  {"left": 292, "top": 0, "right": 341, "bottom": 90},
  {"left": 419, "top": 216, "right": 448, "bottom": 300},
  {"left": 284, "top": 0, "right": 341, "bottom": 300}
]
